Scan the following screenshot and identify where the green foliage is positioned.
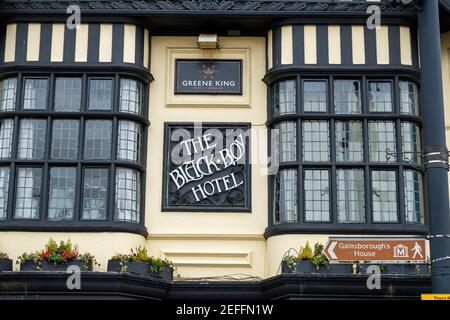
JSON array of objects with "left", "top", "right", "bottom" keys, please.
[
  {"left": 378, "top": 264, "right": 388, "bottom": 272},
  {"left": 111, "top": 247, "right": 174, "bottom": 274},
  {"left": 283, "top": 242, "right": 330, "bottom": 272},
  {"left": 131, "top": 246, "right": 150, "bottom": 262},
  {"left": 311, "top": 243, "right": 329, "bottom": 268},
  {"left": 283, "top": 255, "right": 298, "bottom": 272},
  {"left": 297, "top": 242, "right": 313, "bottom": 261}
]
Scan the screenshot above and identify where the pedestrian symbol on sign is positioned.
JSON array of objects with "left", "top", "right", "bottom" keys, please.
[{"left": 412, "top": 242, "right": 424, "bottom": 259}]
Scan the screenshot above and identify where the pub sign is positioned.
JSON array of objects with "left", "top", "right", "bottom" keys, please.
[
  {"left": 175, "top": 59, "right": 243, "bottom": 95},
  {"left": 163, "top": 123, "right": 251, "bottom": 211}
]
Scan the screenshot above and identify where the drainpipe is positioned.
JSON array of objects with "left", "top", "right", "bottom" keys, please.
[{"left": 418, "top": 0, "right": 450, "bottom": 293}]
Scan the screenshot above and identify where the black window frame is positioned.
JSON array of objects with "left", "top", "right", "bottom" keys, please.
[
  {"left": 0, "top": 71, "right": 150, "bottom": 236},
  {"left": 266, "top": 73, "right": 428, "bottom": 237}
]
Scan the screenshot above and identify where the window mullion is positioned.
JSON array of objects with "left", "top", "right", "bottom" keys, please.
[
  {"left": 297, "top": 119, "right": 303, "bottom": 224},
  {"left": 330, "top": 120, "right": 337, "bottom": 224},
  {"left": 297, "top": 75, "right": 302, "bottom": 224},
  {"left": 74, "top": 163, "right": 82, "bottom": 222},
  {"left": 109, "top": 163, "right": 116, "bottom": 223},
  {"left": 361, "top": 75, "right": 372, "bottom": 224},
  {"left": 6, "top": 163, "right": 15, "bottom": 221},
  {"left": 41, "top": 162, "right": 49, "bottom": 222},
  {"left": 48, "top": 74, "right": 55, "bottom": 111}
]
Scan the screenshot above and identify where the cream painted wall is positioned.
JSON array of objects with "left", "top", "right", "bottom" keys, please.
[
  {"left": 0, "top": 233, "right": 145, "bottom": 271},
  {"left": 146, "top": 36, "right": 268, "bottom": 279}
]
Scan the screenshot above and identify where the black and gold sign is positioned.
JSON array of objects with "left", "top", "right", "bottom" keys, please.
[
  {"left": 162, "top": 123, "right": 251, "bottom": 212},
  {"left": 175, "top": 59, "right": 242, "bottom": 94}
]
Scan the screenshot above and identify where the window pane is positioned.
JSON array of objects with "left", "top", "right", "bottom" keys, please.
[
  {"left": 275, "top": 122, "right": 296, "bottom": 162},
  {"left": 84, "top": 120, "right": 112, "bottom": 160},
  {"left": 18, "top": 119, "right": 47, "bottom": 160},
  {"left": 335, "top": 121, "right": 363, "bottom": 162},
  {"left": 120, "top": 79, "right": 143, "bottom": 115},
  {"left": 337, "top": 169, "right": 365, "bottom": 223},
  {"left": 88, "top": 79, "right": 112, "bottom": 110},
  {"left": 305, "top": 170, "right": 330, "bottom": 222},
  {"left": 334, "top": 80, "right": 361, "bottom": 114},
  {"left": 51, "top": 120, "right": 79, "bottom": 160},
  {"left": 304, "top": 80, "right": 327, "bottom": 112},
  {"left": 303, "top": 121, "right": 329, "bottom": 162},
  {"left": 117, "top": 121, "right": 141, "bottom": 162},
  {"left": 404, "top": 170, "right": 424, "bottom": 224},
  {"left": 369, "top": 81, "right": 393, "bottom": 112},
  {"left": 401, "top": 122, "right": 421, "bottom": 164},
  {"left": 115, "top": 168, "right": 140, "bottom": 223},
  {"left": 273, "top": 169, "right": 297, "bottom": 224},
  {"left": 82, "top": 168, "right": 108, "bottom": 220},
  {"left": 48, "top": 167, "right": 76, "bottom": 221},
  {"left": 54, "top": 78, "right": 82, "bottom": 111},
  {"left": 23, "top": 78, "right": 48, "bottom": 110},
  {"left": 273, "top": 80, "right": 296, "bottom": 116},
  {"left": 369, "top": 121, "right": 396, "bottom": 163},
  {"left": 14, "top": 167, "right": 42, "bottom": 219},
  {"left": 0, "top": 77, "right": 17, "bottom": 111},
  {"left": 0, "top": 167, "right": 9, "bottom": 220},
  {"left": 372, "top": 170, "right": 398, "bottom": 222},
  {"left": 400, "top": 81, "right": 419, "bottom": 115},
  {"left": 0, "top": 119, "right": 14, "bottom": 159}
]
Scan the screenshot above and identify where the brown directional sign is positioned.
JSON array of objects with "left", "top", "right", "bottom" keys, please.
[{"left": 325, "top": 238, "right": 427, "bottom": 262}]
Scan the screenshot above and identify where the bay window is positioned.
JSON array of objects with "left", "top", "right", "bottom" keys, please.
[
  {"left": 0, "top": 73, "right": 148, "bottom": 234},
  {"left": 269, "top": 76, "right": 425, "bottom": 232}
]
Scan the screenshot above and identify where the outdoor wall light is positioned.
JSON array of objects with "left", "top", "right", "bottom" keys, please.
[{"left": 197, "top": 34, "right": 219, "bottom": 49}]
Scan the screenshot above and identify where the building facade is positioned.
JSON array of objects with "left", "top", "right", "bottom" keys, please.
[{"left": 0, "top": 0, "right": 449, "bottom": 299}]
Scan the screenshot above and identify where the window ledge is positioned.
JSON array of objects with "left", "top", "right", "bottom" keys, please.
[
  {"left": 264, "top": 223, "right": 429, "bottom": 239},
  {"left": 0, "top": 222, "right": 148, "bottom": 237}
]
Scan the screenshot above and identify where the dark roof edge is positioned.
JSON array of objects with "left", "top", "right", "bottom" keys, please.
[{"left": 0, "top": 0, "right": 417, "bottom": 16}]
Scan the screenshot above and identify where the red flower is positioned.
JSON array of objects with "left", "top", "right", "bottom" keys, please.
[
  {"left": 40, "top": 248, "right": 52, "bottom": 259},
  {"left": 61, "top": 250, "right": 78, "bottom": 260}
]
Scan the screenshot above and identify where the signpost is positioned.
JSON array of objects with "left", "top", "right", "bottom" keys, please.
[{"left": 324, "top": 238, "right": 427, "bottom": 262}]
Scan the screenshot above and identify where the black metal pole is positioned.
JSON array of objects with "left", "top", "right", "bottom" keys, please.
[{"left": 418, "top": 0, "right": 450, "bottom": 293}]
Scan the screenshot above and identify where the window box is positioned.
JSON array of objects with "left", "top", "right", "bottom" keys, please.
[
  {"left": 107, "top": 246, "right": 174, "bottom": 281},
  {"left": 107, "top": 260, "right": 173, "bottom": 280},
  {"left": 358, "top": 263, "right": 430, "bottom": 275},
  {"left": 0, "top": 258, "right": 13, "bottom": 272},
  {"left": 16, "top": 239, "right": 97, "bottom": 272},
  {"left": 20, "top": 259, "right": 93, "bottom": 272},
  {"left": 281, "top": 260, "right": 353, "bottom": 275}
]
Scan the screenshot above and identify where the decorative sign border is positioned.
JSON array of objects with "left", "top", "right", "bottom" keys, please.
[
  {"left": 174, "top": 59, "right": 243, "bottom": 95},
  {"left": 162, "top": 122, "right": 251, "bottom": 212}
]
